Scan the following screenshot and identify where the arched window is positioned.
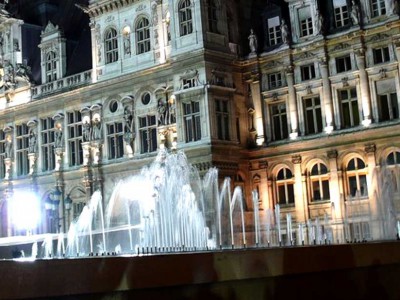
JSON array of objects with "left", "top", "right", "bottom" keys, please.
[
  {"left": 276, "top": 167, "right": 294, "bottom": 205},
  {"left": 45, "top": 51, "right": 57, "bottom": 82},
  {"left": 309, "top": 163, "right": 330, "bottom": 201},
  {"left": 105, "top": 28, "right": 118, "bottom": 64},
  {"left": 207, "top": 0, "right": 218, "bottom": 33},
  {"left": 346, "top": 157, "right": 368, "bottom": 198},
  {"left": 385, "top": 151, "right": 400, "bottom": 193},
  {"left": 179, "top": 0, "right": 193, "bottom": 36},
  {"left": 386, "top": 151, "right": 400, "bottom": 166},
  {"left": 136, "top": 17, "right": 151, "bottom": 54}
]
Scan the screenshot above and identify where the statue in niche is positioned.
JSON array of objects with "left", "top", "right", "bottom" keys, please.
[
  {"left": 314, "top": 9, "right": 323, "bottom": 34},
  {"left": 83, "top": 120, "right": 91, "bottom": 142},
  {"left": 4, "top": 135, "right": 12, "bottom": 159},
  {"left": 248, "top": 29, "right": 258, "bottom": 53},
  {"left": 92, "top": 118, "right": 102, "bottom": 140},
  {"left": 351, "top": 0, "right": 360, "bottom": 25},
  {"left": 54, "top": 128, "right": 63, "bottom": 148},
  {"left": 389, "top": 0, "right": 400, "bottom": 15},
  {"left": 280, "top": 19, "right": 289, "bottom": 44},
  {"left": 168, "top": 99, "right": 176, "bottom": 124},
  {"left": 157, "top": 99, "right": 167, "bottom": 125},
  {"left": 123, "top": 107, "right": 135, "bottom": 149},
  {"left": 123, "top": 34, "right": 131, "bottom": 55},
  {"left": 28, "top": 128, "right": 37, "bottom": 153}
]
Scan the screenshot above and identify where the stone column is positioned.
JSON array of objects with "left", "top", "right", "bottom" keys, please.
[
  {"left": 292, "top": 155, "right": 306, "bottom": 222},
  {"left": 249, "top": 79, "right": 265, "bottom": 145},
  {"left": 319, "top": 60, "right": 334, "bottom": 132},
  {"left": 285, "top": 66, "right": 298, "bottom": 138},
  {"left": 355, "top": 49, "right": 372, "bottom": 126},
  {"left": 327, "top": 150, "right": 343, "bottom": 220},
  {"left": 90, "top": 20, "right": 100, "bottom": 82},
  {"left": 364, "top": 144, "right": 380, "bottom": 239}
]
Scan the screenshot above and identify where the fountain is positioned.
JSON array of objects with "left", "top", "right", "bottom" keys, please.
[{"left": 0, "top": 149, "right": 399, "bottom": 299}]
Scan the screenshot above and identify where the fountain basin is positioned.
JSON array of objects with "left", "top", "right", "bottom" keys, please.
[{"left": 1, "top": 241, "right": 400, "bottom": 299}]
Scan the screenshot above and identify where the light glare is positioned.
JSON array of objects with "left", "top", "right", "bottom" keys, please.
[{"left": 10, "top": 191, "right": 41, "bottom": 231}]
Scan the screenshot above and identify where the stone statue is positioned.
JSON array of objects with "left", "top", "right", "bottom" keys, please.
[
  {"left": 123, "top": 107, "right": 134, "bottom": 134},
  {"left": 4, "top": 135, "right": 12, "bottom": 159},
  {"left": 54, "top": 128, "right": 63, "bottom": 148},
  {"left": 281, "top": 19, "right": 289, "bottom": 44},
  {"left": 83, "top": 120, "right": 91, "bottom": 142},
  {"left": 157, "top": 99, "right": 167, "bottom": 125},
  {"left": 248, "top": 29, "right": 258, "bottom": 53},
  {"left": 123, "top": 35, "right": 131, "bottom": 55},
  {"left": 315, "top": 10, "right": 323, "bottom": 34},
  {"left": 351, "top": 0, "right": 360, "bottom": 25},
  {"left": 92, "top": 118, "right": 102, "bottom": 140},
  {"left": 390, "top": 0, "right": 399, "bottom": 15},
  {"left": 28, "top": 128, "right": 37, "bottom": 153},
  {"left": 168, "top": 99, "right": 176, "bottom": 124}
]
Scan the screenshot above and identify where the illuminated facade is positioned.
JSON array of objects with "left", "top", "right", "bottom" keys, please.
[{"left": 0, "top": 0, "right": 399, "bottom": 243}]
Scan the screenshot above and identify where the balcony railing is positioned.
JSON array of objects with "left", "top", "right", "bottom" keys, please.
[{"left": 32, "top": 70, "right": 92, "bottom": 99}]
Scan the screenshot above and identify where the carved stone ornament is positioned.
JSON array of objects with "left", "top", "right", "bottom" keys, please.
[
  {"left": 292, "top": 155, "right": 302, "bottom": 164},
  {"left": 364, "top": 143, "right": 376, "bottom": 154},
  {"left": 327, "top": 150, "right": 338, "bottom": 159}
]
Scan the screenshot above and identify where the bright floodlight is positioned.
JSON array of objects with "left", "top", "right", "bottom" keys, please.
[{"left": 10, "top": 191, "right": 41, "bottom": 232}]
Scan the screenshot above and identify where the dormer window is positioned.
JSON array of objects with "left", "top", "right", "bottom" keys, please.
[
  {"left": 371, "top": 0, "right": 386, "bottom": 17},
  {"left": 298, "top": 6, "right": 313, "bottom": 37},
  {"left": 333, "top": 0, "right": 350, "bottom": 28},
  {"left": 45, "top": 51, "right": 57, "bottom": 82},
  {"left": 105, "top": 28, "right": 118, "bottom": 64},
  {"left": 39, "top": 22, "right": 67, "bottom": 84},
  {"left": 268, "top": 16, "right": 281, "bottom": 46}
]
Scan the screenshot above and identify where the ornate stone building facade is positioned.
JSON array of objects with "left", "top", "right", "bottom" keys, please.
[{"left": 0, "top": 0, "right": 399, "bottom": 243}]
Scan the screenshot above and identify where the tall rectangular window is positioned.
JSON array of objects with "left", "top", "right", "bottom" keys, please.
[
  {"left": 303, "top": 96, "right": 323, "bottom": 134},
  {"left": 105, "top": 28, "right": 118, "bottom": 64},
  {"left": 268, "top": 16, "right": 281, "bottom": 46},
  {"left": 371, "top": 0, "right": 386, "bottom": 17},
  {"left": 339, "top": 88, "right": 359, "bottom": 128},
  {"left": 179, "top": 0, "right": 193, "bottom": 36},
  {"left": 301, "top": 64, "right": 316, "bottom": 81},
  {"left": 41, "top": 117, "right": 55, "bottom": 172},
  {"left": 67, "top": 111, "right": 83, "bottom": 166},
  {"left": 139, "top": 116, "right": 157, "bottom": 153},
  {"left": 268, "top": 72, "right": 282, "bottom": 89},
  {"left": 270, "top": 103, "right": 288, "bottom": 141},
  {"left": 208, "top": 0, "right": 218, "bottom": 33},
  {"left": 107, "top": 122, "right": 124, "bottom": 159},
  {"left": 215, "top": 99, "right": 230, "bottom": 140},
  {"left": 333, "top": 0, "right": 349, "bottom": 28},
  {"left": 0, "top": 130, "right": 6, "bottom": 179},
  {"left": 45, "top": 51, "right": 57, "bottom": 83},
  {"left": 376, "top": 79, "right": 399, "bottom": 122},
  {"left": 336, "top": 55, "right": 352, "bottom": 73},
  {"left": 16, "top": 124, "right": 29, "bottom": 176},
  {"left": 298, "top": 6, "right": 313, "bottom": 37},
  {"left": 373, "top": 47, "right": 390, "bottom": 64},
  {"left": 183, "top": 101, "right": 201, "bottom": 142}
]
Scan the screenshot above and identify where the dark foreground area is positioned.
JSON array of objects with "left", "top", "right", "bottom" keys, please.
[{"left": 0, "top": 242, "right": 399, "bottom": 300}]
